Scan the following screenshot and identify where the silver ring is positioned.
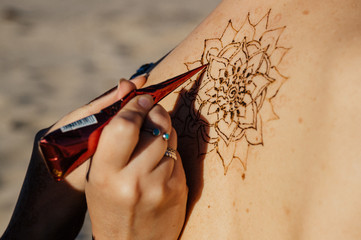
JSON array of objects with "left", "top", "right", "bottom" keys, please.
[{"left": 164, "top": 147, "right": 177, "bottom": 161}]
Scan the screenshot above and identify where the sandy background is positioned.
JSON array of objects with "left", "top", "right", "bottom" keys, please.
[{"left": 0, "top": 0, "right": 220, "bottom": 238}]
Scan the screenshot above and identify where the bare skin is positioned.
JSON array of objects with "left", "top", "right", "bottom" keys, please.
[
  {"left": 1, "top": 76, "right": 188, "bottom": 240},
  {"left": 143, "top": 0, "right": 361, "bottom": 239},
  {"left": 86, "top": 95, "right": 188, "bottom": 240},
  {"left": 3, "top": 0, "right": 361, "bottom": 239}
]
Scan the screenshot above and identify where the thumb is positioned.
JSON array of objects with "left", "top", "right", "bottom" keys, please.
[{"left": 92, "top": 94, "right": 154, "bottom": 172}]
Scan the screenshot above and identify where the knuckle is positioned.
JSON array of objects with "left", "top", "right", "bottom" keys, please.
[
  {"left": 147, "top": 184, "right": 167, "bottom": 206},
  {"left": 105, "top": 115, "right": 141, "bottom": 138},
  {"left": 117, "top": 79, "right": 136, "bottom": 92},
  {"left": 90, "top": 176, "right": 141, "bottom": 207},
  {"left": 117, "top": 180, "right": 140, "bottom": 205},
  {"left": 117, "top": 118, "right": 139, "bottom": 133}
]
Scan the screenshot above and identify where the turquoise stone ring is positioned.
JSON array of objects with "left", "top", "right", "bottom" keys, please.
[
  {"left": 143, "top": 128, "right": 169, "bottom": 140},
  {"left": 162, "top": 133, "right": 170, "bottom": 141},
  {"left": 152, "top": 128, "right": 161, "bottom": 136}
]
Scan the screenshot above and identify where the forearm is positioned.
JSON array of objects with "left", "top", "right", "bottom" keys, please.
[{"left": 1, "top": 129, "right": 87, "bottom": 240}]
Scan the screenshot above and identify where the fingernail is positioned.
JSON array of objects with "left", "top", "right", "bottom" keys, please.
[
  {"left": 130, "top": 73, "right": 149, "bottom": 82},
  {"left": 134, "top": 73, "right": 149, "bottom": 81},
  {"left": 138, "top": 95, "right": 153, "bottom": 109}
]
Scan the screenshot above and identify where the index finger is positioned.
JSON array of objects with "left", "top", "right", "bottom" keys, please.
[{"left": 49, "top": 75, "right": 147, "bottom": 133}]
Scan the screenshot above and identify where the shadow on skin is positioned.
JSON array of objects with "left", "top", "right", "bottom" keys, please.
[{"left": 169, "top": 70, "right": 209, "bottom": 231}]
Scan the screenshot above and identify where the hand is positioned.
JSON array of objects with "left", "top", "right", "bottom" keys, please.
[
  {"left": 49, "top": 75, "right": 148, "bottom": 191},
  {"left": 85, "top": 95, "right": 188, "bottom": 240},
  {"left": 1, "top": 76, "right": 147, "bottom": 240}
]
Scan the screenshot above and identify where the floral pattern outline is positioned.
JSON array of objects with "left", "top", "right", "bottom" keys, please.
[{"left": 171, "top": 10, "right": 290, "bottom": 174}]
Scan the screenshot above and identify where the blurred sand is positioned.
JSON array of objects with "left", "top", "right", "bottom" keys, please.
[{"left": 0, "top": 0, "right": 220, "bottom": 238}]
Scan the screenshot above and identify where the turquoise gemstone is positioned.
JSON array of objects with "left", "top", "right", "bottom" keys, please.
[
  {"left": 152, "top": 128, "right": 161, "bottom": 136},
  {"left": 162, "top": 133, "right": 170, "bottom": 140}
]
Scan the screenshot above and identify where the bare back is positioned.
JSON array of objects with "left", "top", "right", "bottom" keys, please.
[{"left": 146, "top": 0, "right": 361, "bottom": 239}]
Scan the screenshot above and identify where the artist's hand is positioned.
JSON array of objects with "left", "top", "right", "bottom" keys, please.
[
  {"left": 85, "top": 96, "right": 188, "bottom": 240},
  {"left": 1, "top": 76, "right": 147, "bottom": 240},
  {"left": 48, "top": 75, "right": 148, "bottom": 191}
]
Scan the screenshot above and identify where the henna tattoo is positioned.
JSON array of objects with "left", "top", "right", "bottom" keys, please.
[{"left": 172, "top": 10, "right": 290, "bottom": 174}]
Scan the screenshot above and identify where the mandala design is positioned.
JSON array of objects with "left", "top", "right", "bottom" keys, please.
[{"left": 172, "top": 10, "right": 290, "bottom": 173}]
